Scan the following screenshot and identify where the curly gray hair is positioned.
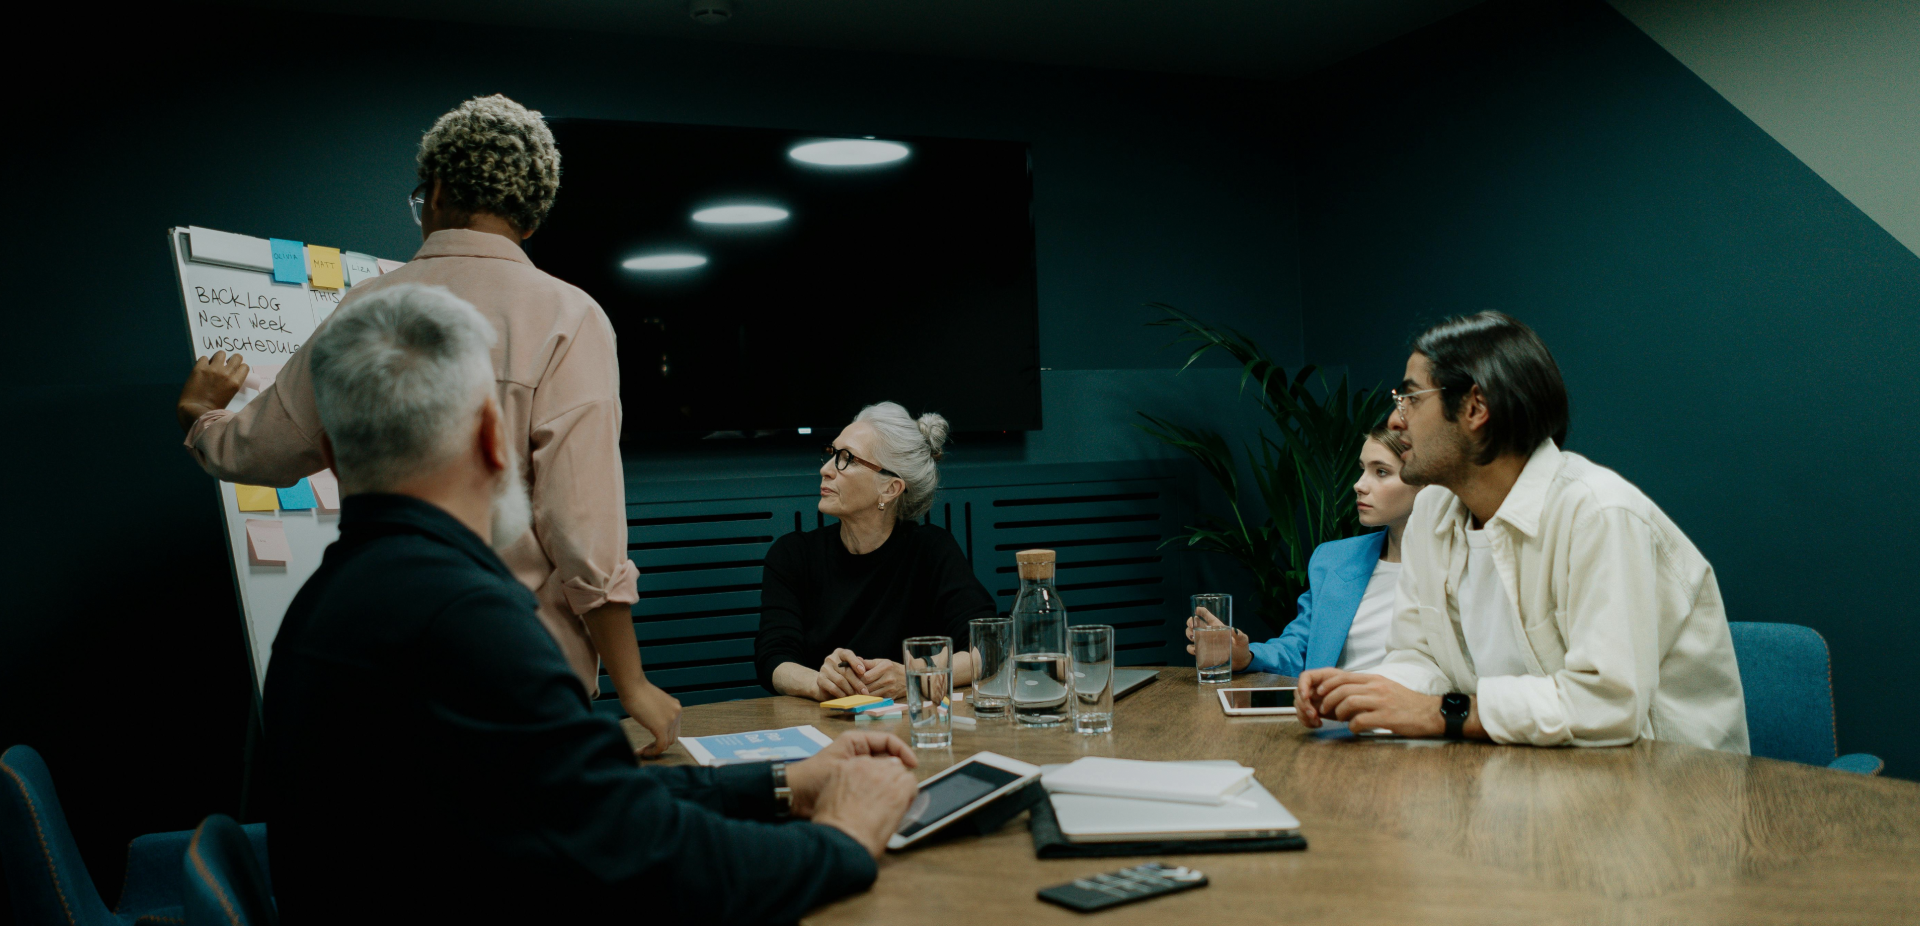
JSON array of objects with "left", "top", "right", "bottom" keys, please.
[
  {"left": 856, "top": 402, "right": 950, "bottom": 521},
  {"left": 417, "top": 94, "right": 561, "bottom": 233}
]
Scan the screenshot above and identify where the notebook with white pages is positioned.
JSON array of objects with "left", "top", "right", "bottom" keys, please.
[
  {"left": 1041, "top": 756, "right": 1255, "bottom": 805},
  {"left": 1043, "top": 761, "right": 1301, "bottom": 843}
]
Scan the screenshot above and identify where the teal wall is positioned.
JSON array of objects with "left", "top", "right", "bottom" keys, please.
[
  {"left": 2, "top": 8, "right": 1292, "bottom": 905},
  {"left": 1293, "top": 0, "right": 1920, "bottom": 777}
]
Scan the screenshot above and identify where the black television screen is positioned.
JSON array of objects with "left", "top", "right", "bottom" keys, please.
[{"left": 529, "top": 119, "right": 1041, "bottom": 440}]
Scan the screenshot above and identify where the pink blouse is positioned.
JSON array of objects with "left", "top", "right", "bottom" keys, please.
[{"left": 185, "top": 229, "right": 638, "bottom": 694}]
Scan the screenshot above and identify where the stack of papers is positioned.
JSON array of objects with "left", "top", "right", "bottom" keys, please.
[
  {"left": 1041, "top": 759, "right": 1298, "bottom": 843},
  {"left": 1042, "top": 757, "right": 1255, "bottom": 804}
]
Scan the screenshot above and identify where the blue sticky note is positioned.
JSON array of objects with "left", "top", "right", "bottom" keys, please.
[
  {"left": 277, "top": 478, "right": 316, "bottom": 511},
  {"left": 269, "top": 238, "right": 307, "bottom": 284}
]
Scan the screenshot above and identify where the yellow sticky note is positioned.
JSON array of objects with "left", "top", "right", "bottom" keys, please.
[
  {"left": 307, "top": 245, "right": 344, "bottom": 290},
  {"left": 235, "top": 484, "right": 278, "bottom": 511}
]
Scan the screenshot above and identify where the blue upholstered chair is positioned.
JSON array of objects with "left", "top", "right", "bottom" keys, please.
[
  {"left": 183, "top": 815, "right": 277, "bottom": 926},
  {"left": 1727, "top": 622, "right": 1883, "bottom": 775},
  {"left": 1, "top": 744, "right": 270, "bottom": 925}
]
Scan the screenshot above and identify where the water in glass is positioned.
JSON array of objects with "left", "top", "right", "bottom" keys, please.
[
  {"left": 969, "top": 617, "right": 1014, "bottom": 718},
  {"left": 1011, "top": 550, "right": 1070, "bottom": 727},
  {"left": 903, "top": 635, "right": 953, "bottom": 748},
  {"left": 1070, "top": 624, "right": 1115, "bottom": 734}
]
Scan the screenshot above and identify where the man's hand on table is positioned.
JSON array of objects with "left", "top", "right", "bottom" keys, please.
[
  {"left": 623, "top": 682, "right": 682, "bottom": 758},
  {"left": 1296, "top": 668, "right": 1450, "bottom": 737},
  {"left": 786, "top": 731, "right": 919, "bottom": 858},
  {"left": 177, "top": 350, "right": 249, "bottom": 432}
]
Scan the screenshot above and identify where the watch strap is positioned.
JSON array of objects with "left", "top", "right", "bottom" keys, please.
[
  {"left": 771, "top": 761, "right": 793, "bottom": 818},
  {"left": 1440, "top": 693, "right": 1470, "bottom": 740}
]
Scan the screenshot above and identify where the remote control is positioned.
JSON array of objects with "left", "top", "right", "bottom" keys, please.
[{"left": 1036, "top": 862, "right": 1209, "bottom": 912}]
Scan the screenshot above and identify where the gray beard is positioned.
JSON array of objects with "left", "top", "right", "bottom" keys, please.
[{"left": 489, "top": 450, "right": 533, "bottom": 552}]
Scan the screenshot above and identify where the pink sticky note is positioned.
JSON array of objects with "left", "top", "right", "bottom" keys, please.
[
  {"left": 375, "top": 258, "right": 405, "bottom": 274},
  {"left": 246, "top": 519, "right": 291, "bottom": 566},
  {"left": 244, "top": 362, "right": 284, "bottom": 394},
  {"left": 307, "top": 469, "right": 341, "bottom": 511}
]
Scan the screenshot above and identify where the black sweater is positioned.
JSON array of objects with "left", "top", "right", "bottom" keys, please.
[
  {"left": 266, "top": 494, "right": 874, "bottom": 925},
  {"left": 755, "top": 520, "right": 998, "bottom": 692}
]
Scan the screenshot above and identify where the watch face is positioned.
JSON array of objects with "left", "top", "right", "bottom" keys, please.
[{"left": 1441, "top": 693, "right": 1471, "bottom": 718}]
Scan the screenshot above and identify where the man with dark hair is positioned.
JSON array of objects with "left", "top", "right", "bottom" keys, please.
[{"left": 1296, "top": 312, "right": 1748, "bottom": 753}]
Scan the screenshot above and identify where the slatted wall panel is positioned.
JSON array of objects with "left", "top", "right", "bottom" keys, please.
[
  {"left": 595, "top": 496, "right": 813, "bottom": 711},
  {"left": 949, "top": 477, "right": 1190, "bottom": 667},
  {"left": 600, "top": 462, "right": 1196, "bottom": 713}
]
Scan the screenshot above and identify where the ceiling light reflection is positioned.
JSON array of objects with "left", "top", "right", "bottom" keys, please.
[
  {"left": 788, "top": 139, "right": 910, "bottom": 166},
  {"left": 623, "top": 254, "right": 708, "bottom": 271},
  {"left": 691, "top": 205, "right": 790, "bottom": 224}
]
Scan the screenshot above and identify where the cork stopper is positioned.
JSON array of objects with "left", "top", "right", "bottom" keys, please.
[{"left": 1016, "top": 549, "right": 1056, "bottom": 580}]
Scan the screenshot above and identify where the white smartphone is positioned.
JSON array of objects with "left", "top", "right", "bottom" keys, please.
[
  {"left": 1218, "top": 687, "right": 1297, "bottom": 716},
  {"left": 887, "top": 751, "right": 1041, "bottom": 851}
]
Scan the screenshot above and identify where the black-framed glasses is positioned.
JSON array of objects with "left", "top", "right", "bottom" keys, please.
[
  {"left": 408, "top": 182, "right": 428, "bottom": 227},
  {"left": 822, "top": 445, "right": 899, "bottom": 478}
]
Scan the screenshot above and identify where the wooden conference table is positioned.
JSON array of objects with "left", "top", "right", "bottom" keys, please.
[{"left": 624, "top": 668, "right": 1920, "bottom": 925}]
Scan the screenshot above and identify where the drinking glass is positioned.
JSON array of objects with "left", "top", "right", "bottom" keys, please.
[
  {"left": 1192, "top": 592, "right": 1235, "bottom": 685},
  {"left": 969, "top": 617, "right": 1014, "bottom": 718},
  {"left": 903, "top": 636, "right": 953, "bottom": 748},
  {"left": 1069, "top": 625, "right": 1115, "bottom": 734}
]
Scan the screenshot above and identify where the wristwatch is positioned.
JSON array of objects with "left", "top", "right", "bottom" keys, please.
[
  {"left": 1440, "top": 693, "right": 1471, "bottom": 740},
  {"left": 770, "top": 761, "right": 793, "bottom": 818}
]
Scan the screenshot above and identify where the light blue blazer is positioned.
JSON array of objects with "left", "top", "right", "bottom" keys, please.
[{"left": 1244, "top": 530, "right": 1388, "bottom": 677}]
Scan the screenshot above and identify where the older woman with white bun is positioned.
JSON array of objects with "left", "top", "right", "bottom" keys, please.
[{"left": 756, "top": 402, "right": 997, "bottom": 701}]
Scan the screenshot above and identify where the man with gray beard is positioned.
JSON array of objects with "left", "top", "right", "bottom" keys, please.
[{"left": 266, "top": 285, "right": 918, "bottom": 924}]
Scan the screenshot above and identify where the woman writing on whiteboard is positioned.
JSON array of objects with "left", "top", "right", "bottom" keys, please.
[{"left": 171, "top": 94, "right": 683, "bottom": 757}]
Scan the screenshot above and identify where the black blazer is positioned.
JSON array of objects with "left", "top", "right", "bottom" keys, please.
[{"left": 266, "top": 494, "right": 873, "bottom": 925}]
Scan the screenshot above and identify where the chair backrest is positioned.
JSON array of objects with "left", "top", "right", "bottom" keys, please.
[
  {"left": 1727, "top": 621, "right": 1839, "bottom": 767},
  {"left": 0, "top": 744, "right": 116, "bottom": 926},
  {"left": 184, "top": 814, "right": 277, "bottom": 926}
]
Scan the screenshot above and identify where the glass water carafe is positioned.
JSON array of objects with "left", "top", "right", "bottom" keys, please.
[{"left": 1010, "top": 548, "right": 1070, "bottom": 727}]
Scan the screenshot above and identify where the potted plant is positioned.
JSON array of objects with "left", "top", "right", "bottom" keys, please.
[{"left": 1137, "top": 304, "right": 1395, "bottom": 625}]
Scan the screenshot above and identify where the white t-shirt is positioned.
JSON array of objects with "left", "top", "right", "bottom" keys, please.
[
  {"left": 1457, "top": 524, "right": 1533, "bottom": 678},
  {"left": 1338, "top": 560, "right": 1402, "bottom": 672}
]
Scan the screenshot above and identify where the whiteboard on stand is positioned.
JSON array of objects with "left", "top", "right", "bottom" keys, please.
[{"left": 167, "top": 225, "right": 398, "bottom": 691}]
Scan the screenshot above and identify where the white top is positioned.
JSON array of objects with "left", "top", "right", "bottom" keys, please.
[
  {"left": 1373, "top": 440, "right": 1748, "bottom": 753},
  {"left": 1338, "top": 560, "right": 1403, "bottom": 672},
  {"left": 1456, "top": 524, "right": 1533, "bottom": 678}
]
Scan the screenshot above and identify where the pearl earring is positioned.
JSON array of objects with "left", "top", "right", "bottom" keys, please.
[{"left": 879, "top": 502, "right": 886, "bottom": 510}]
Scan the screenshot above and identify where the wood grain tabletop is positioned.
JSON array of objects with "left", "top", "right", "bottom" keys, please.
[{"left": 622, "top": 668, "right": 1920, "bottom": 925}]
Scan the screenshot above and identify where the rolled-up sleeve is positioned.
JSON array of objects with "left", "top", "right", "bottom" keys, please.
[
  {"left": 1475, "top": 507, "right": 1658, "bottom": 747},
  {"left": 183, "top": 345, "right": 327, "bottom": 488},
  {"left": 526, "top": 313, "right": 639, "bottom": 617}
]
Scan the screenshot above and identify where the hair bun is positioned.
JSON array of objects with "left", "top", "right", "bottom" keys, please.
[{"left": 916, "top": 412, "right": 950, "bottom": 462}]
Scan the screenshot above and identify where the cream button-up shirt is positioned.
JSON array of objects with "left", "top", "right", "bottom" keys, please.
[
  {"left": 1373, "top": 440, "right": 1749, "bottom": 753},
  {"left": 184, "top": 229, "right": 638, "bottom": 694}
]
